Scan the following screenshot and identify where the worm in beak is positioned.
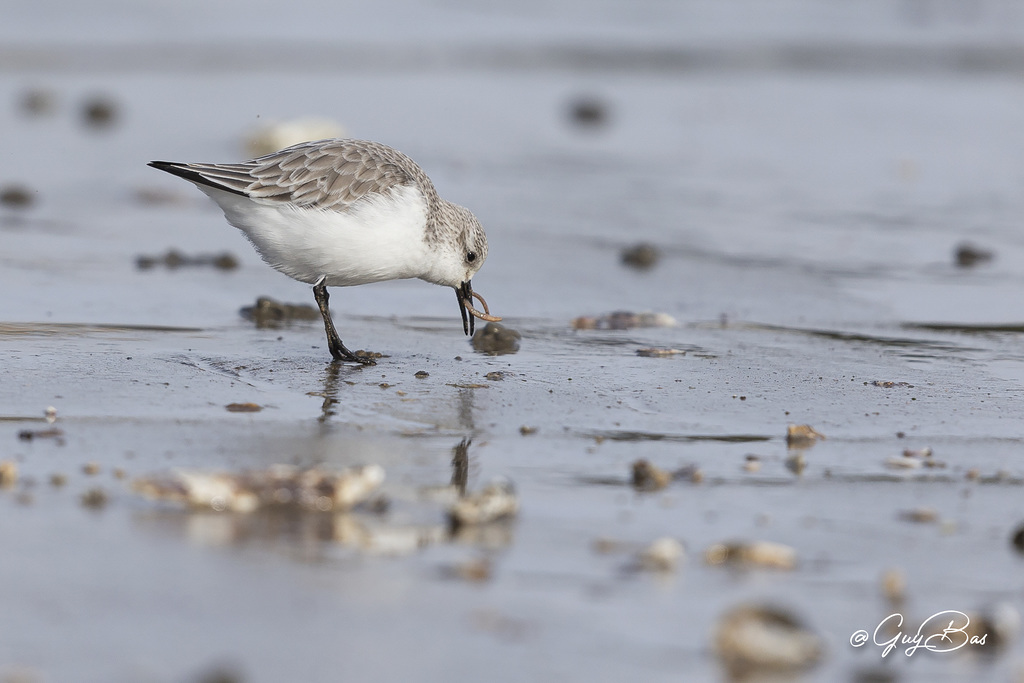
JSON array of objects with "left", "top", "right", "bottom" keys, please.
[{"left": 456, "top": 281, "right": 502, "bottom": 336}]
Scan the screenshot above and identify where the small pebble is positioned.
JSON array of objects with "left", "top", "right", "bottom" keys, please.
[
  {"left": 965, "top": 603, "right": 1021, "bottom": 650},
  {"left": 17, "top": 427, "right": 63, "bottom": 441},
  {"left": 213, "top": 254, "right": 239, "bottom": 270},
  {"left": 471, "top": 323, "right": 521, "bottom": 356},
  {"left": 885, "top": 456, "right": 922, "bottom": 470},
  {"left": 786, "top": 424, "right": 825, "bottom": 447},
  {"left": 955, "top": 242, "right": 994, "bottom": 268},
  {"left": 0, "top": 460, "right": 18, "bottom": 488},
  {"left": 706, "top": 541, "right": 797, "bottom": 570},
  {"left": 568, "top": 96, "right": 610, "bottom": 128},
  {"left": 445, "top": 556, "right": 493, "bottom": 582},
  {"left": 137, "top": 249, "right": 239, "bottom": 271},
  {"left": 572, "top": 311, "right": 676, "bottom": 331},
  {"left": 881, "top": 567, "right": 906, "bottom": 603},
  {"left": 1011, "top": 523, "right": 1024, "bottom": 554},
  {"left": 636, "top": 537, "right": 684, "bottom": 572},
  {"left": 20, "top": 88, "right": 57, "bottom": 116},
  {"left": 631, "top": 459, "right": 671, "bottom": 491},
  {"left": 899, "top": 507, "right": 938, "bottom": 523},
  {"left": 81, "top": 95, "right": 118, "bottom": 129},
  {"left": 636, "top": 348, "right": 685, "bottom": 357},
  {"left": 620, "top": 243, "right": 660, "bottom": 270},
  {"left": 82, "top": 462, "right": 101, "bottom": 476},
  {"left": 714, "top": 604, "right": 822, "bottom": 675},
  {"left": 239, "top": 296, "right": 318, "bottom": 328},
  {"left": 81, "top": 488, "right": 108, "bottom": 509},
  {"left": 225, "top": 402, "right": 262, "bottom": 413},
  {"left": 592, "top": 537, "right": 627, "bottom": 555},
  {"left": 0, "top": 185, "right": 34, "bottom": 209}
]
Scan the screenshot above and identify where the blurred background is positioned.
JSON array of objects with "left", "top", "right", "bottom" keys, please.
[
  {"left": 3, "top": 0, "right": 1024, "bottom": 325},
  {"left": 2, "top": 2, "right": 1024, "bottom": 682}
]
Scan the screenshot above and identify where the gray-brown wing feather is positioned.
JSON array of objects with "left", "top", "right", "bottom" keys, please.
[{"left": 164, "top": 139, "right": 427, "bottom": 211}]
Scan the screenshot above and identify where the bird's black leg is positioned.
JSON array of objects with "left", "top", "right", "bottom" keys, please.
[{"left": 312, "top": 278, "right": 375, "bottom": 365}]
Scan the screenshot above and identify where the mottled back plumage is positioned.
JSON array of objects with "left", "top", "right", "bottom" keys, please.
[{"left": 155, "top": 138, "right": 452, "bottom": 238}]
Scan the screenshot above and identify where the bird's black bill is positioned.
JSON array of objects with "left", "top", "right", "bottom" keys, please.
[
  {"left": 457, "top": 282, "right": 502, "bottom": 335},
  {"left": 457, "top": 281, "right": 474, "bottom": 336}
]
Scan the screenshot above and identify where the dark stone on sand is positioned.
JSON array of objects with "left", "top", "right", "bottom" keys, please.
[
  {"left": 471, "top": 322, "right": 521, "bottom": 356},
  {"left": 137, "top": 249, "right": 239, "bottom": 272},
  {"left": 620, "top": 243, "right": 660, "bottom": 270},
  {"left": 631, "top": 459, "right": 670, "bottom": 491},
  {"left": 1011, "top": 523, "right": 1024, "bottom": 554},
  {"left": 955, "top": 242, "right": 994, "bottom": 268},
  {"left": 239, "top": 296, "right": 319, "bottom": 328},
  {"left": 0, "top": 185, "right": 34, "bottom": 209},
  {"left": 81, "top": 95, "right": 119, "bottom": 129},
  {"left": 19, "top": 88, "right": 57, "bottom": 116},
  {"left": 568, "top": 96, "right": 610, "bottom": 128},
  {"left": 225, "top": 402, "right": 262, "bottom": 413}
]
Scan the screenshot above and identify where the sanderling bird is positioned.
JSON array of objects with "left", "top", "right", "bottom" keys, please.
[{"left": 149, "top": 138, "right": 500, "bottom": 364}]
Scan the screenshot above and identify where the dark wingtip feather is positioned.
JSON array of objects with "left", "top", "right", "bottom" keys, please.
[{"left": 147, "top": 160, "right": 248, "bottom": 196}]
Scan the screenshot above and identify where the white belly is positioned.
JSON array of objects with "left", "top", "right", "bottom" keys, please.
[{"left": 203, "top": 184, "right": 431, "bottom": 287}]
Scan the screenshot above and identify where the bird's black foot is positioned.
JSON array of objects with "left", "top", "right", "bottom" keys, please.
[
  {"left": 327, "top": 340, "right": 376, "bottom": 366},
  {"left": 313, "top": 278, "right": 376, "bottom": 365}
]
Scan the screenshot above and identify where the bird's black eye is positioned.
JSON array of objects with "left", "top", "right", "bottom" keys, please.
[{"left": 467, "top": 251, "right": 477, "bottom": 263}]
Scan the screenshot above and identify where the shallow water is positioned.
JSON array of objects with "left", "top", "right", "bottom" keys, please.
[{"left": 2, "top": 1, "right": 1024, "bottom": 681}]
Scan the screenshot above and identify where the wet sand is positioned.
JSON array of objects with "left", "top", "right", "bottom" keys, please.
[{"left": 3, "top": 2, "right": 1024, "bottom": 681}]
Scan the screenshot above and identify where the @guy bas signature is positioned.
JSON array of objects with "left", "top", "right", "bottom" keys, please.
[{"left": 851, "top": 611, "right": 987, "bottom": 657}]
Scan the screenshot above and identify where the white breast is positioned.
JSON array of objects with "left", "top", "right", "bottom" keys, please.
[{"left": 202, "top": 184, "right": 432, "bottom": 287}]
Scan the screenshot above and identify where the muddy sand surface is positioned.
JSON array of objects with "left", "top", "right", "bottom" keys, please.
[{"left": 3, "top": 2, "right": 1024, "bottom": 681}]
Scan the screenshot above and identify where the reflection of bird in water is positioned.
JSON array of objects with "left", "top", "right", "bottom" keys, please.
[
  {"left": 451, "top": 438, "right": 471, "bottom": 495},
  {"left": 315, "top": 361, "right": 344, "bottom": 424}
]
